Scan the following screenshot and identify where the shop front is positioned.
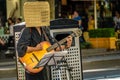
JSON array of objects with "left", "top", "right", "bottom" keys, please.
[{"left": 0, "top": 0, "right": 120, "bottom": 59}]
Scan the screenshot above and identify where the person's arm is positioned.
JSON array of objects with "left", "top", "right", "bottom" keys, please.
[
  {"left": 26, "top": 43, "right": 43, "bottom": 53},
  {"left": 78, "top": 19, "right": 82, "bottom": 26},
  {"left": 17, "top": 28, "right": 34, "bottom": 57},
  {"left": 0, "top": 39, "right": 5, "bottom": 45},
  {"left": 17, "top": 28, "right": 44, "bottom": 57},
  {"left": 44, "top": 27, "right": 72, "bottom": 51}
]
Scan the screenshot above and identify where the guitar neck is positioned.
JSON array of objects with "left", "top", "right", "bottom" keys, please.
[{"left": 47, "top": 33, "right": 74, "bottom": 52}]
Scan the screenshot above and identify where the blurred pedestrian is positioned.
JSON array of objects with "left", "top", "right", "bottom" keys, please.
[
  {"left": 7, "top": 17, "right": 15, "bottom": 35},
  {"left": 72, "top": 10, "right": 83, "bottom": 30},
  {"left": 0, "top": 38, "right": 7, "bottom": 59},
  {"left": 0, "top": 38, "right": 5, "bottom": 46},
  {"left": 0, "top": 38, "right": 7, "bottom": 50},
  {"left": 16, "top": 18, "right": 22, "bottom": 24},
  {"left": 7, "top": 17, "right": 15, "bottom": 47},
  {"left": 72, "top": 10, "right": 85, "bottom": 42},
  {"left": 88, "top": 15, "right": 95, "bottom": 30},
  {"left": 113, "top": 11, "right": 120, "bottom": 32}
]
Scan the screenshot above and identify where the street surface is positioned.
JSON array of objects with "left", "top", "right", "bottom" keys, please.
[
  {"left": 83, "top": 68, "right": 120, "bottom": 80},
  {"left": 0, "top": 50, "right": 120, "bottom": 80}
]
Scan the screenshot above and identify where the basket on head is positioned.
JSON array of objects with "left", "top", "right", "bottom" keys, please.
[{"left": 23, "top": 1, "right": 50, "bottom": 27}]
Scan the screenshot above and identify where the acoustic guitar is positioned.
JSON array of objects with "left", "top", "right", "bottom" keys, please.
[{"left": 19, "top": 29, "right": 82, "bottom": 73}]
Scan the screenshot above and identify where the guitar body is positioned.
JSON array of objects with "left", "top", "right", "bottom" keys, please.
[{"left": 19, "top": 41, "right": 54, "bottom": 73}]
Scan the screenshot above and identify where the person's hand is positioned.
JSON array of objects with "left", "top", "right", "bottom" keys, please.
[
  {"left": 65, "top": 36, "right": 72, "bottom": 49},
  {"left": 35, "top": 43, "right": 43, "bottom": 51}
]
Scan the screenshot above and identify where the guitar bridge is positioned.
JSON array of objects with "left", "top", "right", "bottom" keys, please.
[
  {"left": 30, "top": 57, "right": 34, "bottom": 63},
  {"left": 32, "top": 53, "right": 39, "bottom": 62}
]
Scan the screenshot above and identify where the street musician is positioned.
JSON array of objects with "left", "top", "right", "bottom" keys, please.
[{"left": 17, "top": 1, "right": 72, "bottom": 80}]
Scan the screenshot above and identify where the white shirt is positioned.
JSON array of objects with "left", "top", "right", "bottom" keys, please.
[
  {"left": 113, "top": 17, "right": 120, "bottom": 25},
  {"left": 9, "top": 25, "right": 14, "bottom": 36}
]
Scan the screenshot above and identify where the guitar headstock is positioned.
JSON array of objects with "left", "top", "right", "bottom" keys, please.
[{"left": 72, "top": 29, "right": 82, "bottom": 37}]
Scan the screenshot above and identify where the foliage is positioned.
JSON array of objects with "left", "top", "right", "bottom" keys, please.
[
  {"left": 80, "top": 42, "right": 92, "bottom": 49},
  {"left": 88, "top": 28, "right": 115, "bottom": 38}
]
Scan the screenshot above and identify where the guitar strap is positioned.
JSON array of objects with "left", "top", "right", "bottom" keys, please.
[
  {"left": 42, "top": 27, "right": 51, "bottom": 80},
  {"left": 42, "top": 27, "right": 50, "bottom": 42}
]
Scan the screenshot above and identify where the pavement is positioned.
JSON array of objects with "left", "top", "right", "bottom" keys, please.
[
  {"left": 84, "top": 68, "right": 120, "bottom": 80},
  {"left": 0, "top": 77, "right": 16, "bottom": 80},
  {"left": 0, "top": 49, "right": 120, "bottom": 80},
  {"left": 82, "top": 49, "right": 120, "bottom": 80},
  {"left": 0, "top": 59, "right": 17, "bottom": 80}
]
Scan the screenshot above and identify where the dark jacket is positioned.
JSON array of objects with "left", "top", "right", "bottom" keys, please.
[{"left": 17, "top": 27, "right": 54, "bottom": 57}]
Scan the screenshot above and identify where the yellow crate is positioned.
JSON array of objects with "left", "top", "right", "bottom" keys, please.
[{"left": 89, "top": 37, "right": 116, "bottom": 49}]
